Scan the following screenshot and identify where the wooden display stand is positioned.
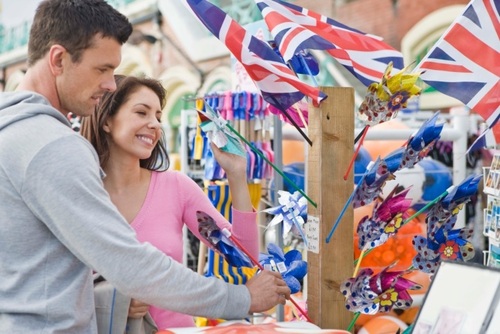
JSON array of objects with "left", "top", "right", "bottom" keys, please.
[{"left": 307, "top": 87, "right": 355, "bottom": 329}]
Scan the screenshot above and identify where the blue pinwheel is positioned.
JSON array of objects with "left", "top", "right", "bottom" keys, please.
[
  {"left": 196, "top": 211, "right": 253, "bottom": 268},
  {"left": 259, "top": 243, "right": 307, "bottom": 294},
  {"left": 411, "top": 175, "right": 481, "bottom": 274},
  {"left": 400, "top": 112, "right": 443, "bottom": 169},
  {"left": 412, "top": 215, "right": 475, "bottom": 274},
  {"left": 353, "top": 158, "right": 393, "bottom": 208}
]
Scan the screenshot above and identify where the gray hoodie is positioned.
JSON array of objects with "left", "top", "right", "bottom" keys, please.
[{"left": 0, "top": 92, "right": 250, "bottom": 333}]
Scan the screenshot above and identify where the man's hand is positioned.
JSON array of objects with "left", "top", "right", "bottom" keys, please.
[
  {"left": 245, "top": 270, "right": 291, "bottom": 313},
  {"left": 128, "top": 298, "right": 149, "bottom": 319}
]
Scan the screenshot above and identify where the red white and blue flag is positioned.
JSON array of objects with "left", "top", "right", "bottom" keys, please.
[
  {"left": 415, "top": 0, "right": 500, "bottom": 149},
  {"left": 265, "top": 0, "right": 405, "bottom": 87},
  {"left": 255, "top": 0, "right": 334, "bottom": 62},
  {"left": 185, "top": 0, "right": 326, "bottom": 111}
]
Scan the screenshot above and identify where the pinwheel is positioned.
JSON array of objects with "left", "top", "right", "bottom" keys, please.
[
  {"left": 345, "top": 62, "right": 422, "bottom": 179},
  {"left": 267, "top": 100, "right": 308, "bottom": 129},
  {"left": 412, "top": 215, "right": 475, "bottom": 274},
  {"left": 197, "top": 103, "right": 247, "bottom": 158},
  {"left": 341, "top": 264, "right": 422, "bottom": 315},
  {"left": 422, "top": 174, "right": 482, "bottom": 235},
  {"left": 357, "top": 187, "right": 413, "bottom": 250},
  {"left": 196, "top": 211, "right": 253, "bottom": 268},
  {"left": 263, "top": 190, "right": 308, "bottom": 245},
  {"left": 439, "top": 174, "right": 482, "bottom": 213},
  {"left": 259, "top": 243, "right": 307, "bottom": 294},
  {"left": 353, "top": 158, "right": 393, "bottom": 208},
  {"left": 400, "top": 112, "right": 443, "bottom": 169},
  {"left": 379, "top": 146, "right": 405, "bottom": 175},
  {"left": 198, "top": 213, "right": 312, "bottom": 323},
  {"left": 358, "top": 62, "right": 422, "bottom": 125}
]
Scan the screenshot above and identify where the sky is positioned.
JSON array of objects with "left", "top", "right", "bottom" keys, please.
[{"left": 0, "top": 0, "right": 40, "bottom": 28}]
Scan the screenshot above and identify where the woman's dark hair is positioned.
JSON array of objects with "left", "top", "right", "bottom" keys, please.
[
  {"left": 81, "top": 75, "right": 169, "bottom": 171},
  {"left": 28, "top": 0, "right": 132, "bottom": 66}
]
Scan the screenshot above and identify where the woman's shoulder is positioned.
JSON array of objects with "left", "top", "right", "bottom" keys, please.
[{"left": 152, "top": 170, "right": 195, "bottom": 184}]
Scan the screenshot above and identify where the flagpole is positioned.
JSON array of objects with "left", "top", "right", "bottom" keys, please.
[{"left": 270, "top": 96, "right": 313, "bottom": 146}]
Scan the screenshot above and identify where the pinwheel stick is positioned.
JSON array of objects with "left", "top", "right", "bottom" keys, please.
[
  {"left": 221, "top": 229, "right": 312, "bottom": 323},
  {"left": 347, "top": 312, "right": 360, "bottom": 332},
  {"left": 226, "top": 123, "right": 317, "bottom": 208},
  {"left": 293, "top": 104, "right": 308, "bottom": 132},
  {"left": 353, "top": 245, "right": 368, "bottom": 278},
  {"left": 269, "top": 96, "right": 313, "bottom": 146},
  {"left": 326, "top": 172, "right": 367, "bottom": 243},
  {"left": 290, "top": 207, "right": 308, "bottom": 247},
  {"left": 344, "top": 125, "right": 369, "bottom": 180},
  {"left": 353, "top": 189, "right": 450, "bottom": 266}
]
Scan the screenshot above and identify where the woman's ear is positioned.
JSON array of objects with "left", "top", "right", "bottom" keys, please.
[{"left": 102, "top": 122, "right": 111, "bottom": 133}]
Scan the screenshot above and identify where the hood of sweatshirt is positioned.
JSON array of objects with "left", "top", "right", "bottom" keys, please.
[{"left": 0, "top": 91, "right": 71, "bottom": 131}]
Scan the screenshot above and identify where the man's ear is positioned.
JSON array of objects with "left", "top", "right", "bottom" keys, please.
[{"left": 48, "top": 45, "right": 67, "bottom": 76}]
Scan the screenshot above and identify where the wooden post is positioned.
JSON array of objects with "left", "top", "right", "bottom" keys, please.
[{"left": 306, "top": 87, "right": 355, "bottom": 330}]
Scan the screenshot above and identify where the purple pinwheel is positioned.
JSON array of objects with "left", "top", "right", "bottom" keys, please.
[
  {"left": 357, "top": 187, "right": 413, "bottom": 250},
  {"left": 259, "top": 243, "right": 307, "bottom": 294},
  {"left": 263, "top": 190, "right": 308, "bottom": 245},
  {"left": 196, "top": 211, "right": 253, "bottom": 268},
  {"left": 340, "top": 264, "right": 421, "bottom": 314},
  {"left": 400, "top": 112, "right": 443, "bottom": 169},
  {"left": 412, "top": 215, "right": 475, "bottom": 274}
]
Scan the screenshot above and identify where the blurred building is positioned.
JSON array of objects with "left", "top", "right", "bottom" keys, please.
[{"left": 0, "top": 0, "right": 470, "bottom": 143}]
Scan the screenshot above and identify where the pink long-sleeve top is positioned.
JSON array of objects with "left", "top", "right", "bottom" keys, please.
[{"left": 131, "top": 170, "right": 258, "bottom": 329}]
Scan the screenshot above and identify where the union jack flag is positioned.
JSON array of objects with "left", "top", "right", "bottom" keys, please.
[
  {"left": 255, "top": 0, "right": 334, "bottom": 62},
  {"left": 185, "top": 0, "right": 326, "bottom": 111},
  {"left": 415, "top": 0, "right": 500, "bottom": 148},
  {"left": 264, "top": 0, "right": 405, "bottom": 87}
]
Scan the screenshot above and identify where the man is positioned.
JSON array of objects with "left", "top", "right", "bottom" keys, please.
[{"left": 0, "top": 0, "right": 290, "bottom": 332}]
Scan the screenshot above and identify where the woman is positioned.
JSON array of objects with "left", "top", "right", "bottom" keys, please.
[{"left": 81, "top": 75, "right": 258, "bottom": 329}]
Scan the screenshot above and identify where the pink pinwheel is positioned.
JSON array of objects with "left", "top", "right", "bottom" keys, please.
[
  {"left": 266, "top": 100, "right": 308, "bottom": 128},
  {"left": 263, "top": 190, "right": 308, "bottom": 244},
  {"left": 357, "top": 187, "right": 413, "bottom": 250},
  {"left": 340, "top": 264, "right": 421, "bottom": 314},
  {"left": 412, "top": 215, "right": 475, "bottom": 274}
]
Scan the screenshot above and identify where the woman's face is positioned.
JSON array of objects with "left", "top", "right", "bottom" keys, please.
[{"left": 104, "top": 86, "right": 163, "bottom": 162}]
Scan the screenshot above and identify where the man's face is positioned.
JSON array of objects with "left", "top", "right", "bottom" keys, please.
[{"left": 56, "top": 35, "right": 122, "bottom": 117}]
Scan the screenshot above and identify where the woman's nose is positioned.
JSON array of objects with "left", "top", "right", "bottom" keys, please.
[{"left": 148, "top": 118, "right": 161, "bottom": 129}]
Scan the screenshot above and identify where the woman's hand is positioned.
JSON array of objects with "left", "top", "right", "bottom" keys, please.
[
  {"left": 210, "top": 142, "right": 247, "bottom": 178},
  {"left": 210, "top": 142, "right": 253, "bottom": 211},
  {"left": 128, "top": 298, "right": 149, "bottom": 319}
]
